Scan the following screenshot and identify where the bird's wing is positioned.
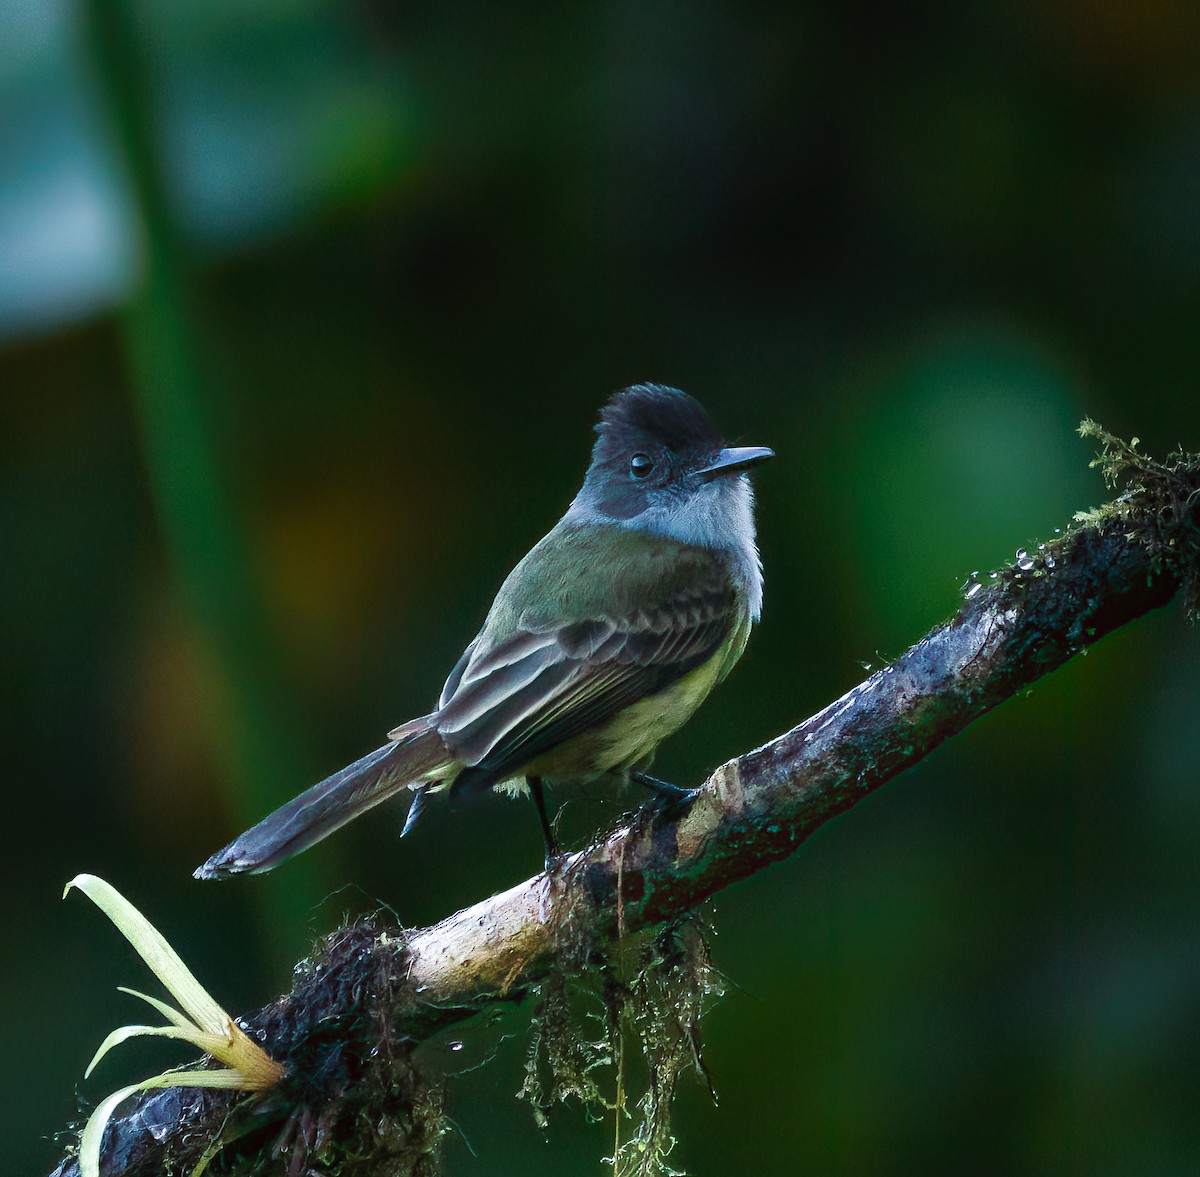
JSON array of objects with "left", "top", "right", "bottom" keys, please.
[{"left": 435, "top": 578, "right": 738, "bottom": 802}]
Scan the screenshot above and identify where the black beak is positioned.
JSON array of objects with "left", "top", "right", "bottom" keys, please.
[{"left": 697, "top": 445, "right": 775, "bottom": 481}]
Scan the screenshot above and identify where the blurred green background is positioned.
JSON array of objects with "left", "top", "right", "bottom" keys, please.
[{"left": 5, "top": 2, "right": 1200, "bottom": 1174}]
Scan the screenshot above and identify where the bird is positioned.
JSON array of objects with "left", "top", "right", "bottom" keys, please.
[{"left": 195, "top": 384, "right": 773, "bottom": 880}]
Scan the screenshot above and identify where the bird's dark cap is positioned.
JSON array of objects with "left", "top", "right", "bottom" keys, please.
[{"left": 597, "top": 384, "right": 724, "bottom": 453}]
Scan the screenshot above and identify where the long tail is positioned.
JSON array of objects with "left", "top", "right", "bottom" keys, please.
[{"left": 194, "top": 719, "right": 447, "bottom": 880}]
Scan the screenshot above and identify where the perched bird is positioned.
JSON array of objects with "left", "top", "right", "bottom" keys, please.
[{"left": 196, "top": 384, "right": 772, "bottom": 879}]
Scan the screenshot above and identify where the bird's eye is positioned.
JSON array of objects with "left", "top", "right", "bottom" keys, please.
[{"left": 630, "top": 453, "right": 654, "bottom": 479}]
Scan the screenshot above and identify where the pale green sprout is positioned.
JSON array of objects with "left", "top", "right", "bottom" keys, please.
[{"left": 65, "top": 874, "right": 283, "bottom": 1177}]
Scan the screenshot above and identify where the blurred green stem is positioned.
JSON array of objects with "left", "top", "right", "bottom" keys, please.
[{"left": 83, "top": 0, "right": 324, "bottom": 962}]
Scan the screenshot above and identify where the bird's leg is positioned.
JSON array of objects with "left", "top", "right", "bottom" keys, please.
[
  {"left": 527, "top": 776, "right": 560, "bottom": 866},
  {"left": 630, "top": 770, "right": 700, "bottom": 812}
]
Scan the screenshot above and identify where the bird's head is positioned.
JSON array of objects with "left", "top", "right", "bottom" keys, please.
[{"left": 569, "top": 383, "right": 774, "bottom": 550}]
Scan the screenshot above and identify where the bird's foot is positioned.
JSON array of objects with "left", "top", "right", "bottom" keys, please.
[{"left": 631, "top": 771, "right": 701, "bottom": 815}]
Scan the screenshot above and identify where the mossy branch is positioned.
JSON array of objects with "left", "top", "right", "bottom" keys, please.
[{"left": 51, "top": 428, "right": 1199, "bottom": 1177}]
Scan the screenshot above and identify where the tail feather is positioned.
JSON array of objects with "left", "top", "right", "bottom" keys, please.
[{"left": 195, "top": 720, "right": 447, "bottom": 879}]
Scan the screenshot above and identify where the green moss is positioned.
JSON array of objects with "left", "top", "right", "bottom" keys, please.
[
  {"left": 518, "top": 914, "right": 724, "bottom": 1177},
  {"left": 1077, "top": 420, "right": 1200, "bottom": 619}
]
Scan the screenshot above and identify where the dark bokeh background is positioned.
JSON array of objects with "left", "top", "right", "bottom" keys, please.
[{"left": 5, "top": 2, "right": 1200, "bottom": 1174}]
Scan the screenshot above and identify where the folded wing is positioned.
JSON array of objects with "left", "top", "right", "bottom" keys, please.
[{"left": 439, "top": 583, "right": 737, "bottom": 803}]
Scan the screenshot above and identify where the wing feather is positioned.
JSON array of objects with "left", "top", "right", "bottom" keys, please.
[{"left": 437, "top": 580, "right": 738, "bottom": 801}]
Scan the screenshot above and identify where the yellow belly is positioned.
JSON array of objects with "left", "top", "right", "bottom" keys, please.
[{"left": 514, "top": 614, "right": 750, "bottom": 790}]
